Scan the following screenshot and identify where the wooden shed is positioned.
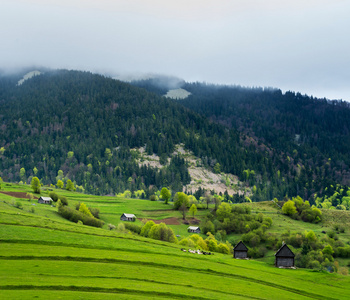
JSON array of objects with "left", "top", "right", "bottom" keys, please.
[
  {"left": 275, "top": 243, "right": 295, "bottom": 267},
  {"left": 120, "top": 213, "right": 136, "bottom": 222},
  {"left": 234, "top": 241, "right": 248, "bottom": 259},
  {"left": 38, "top": 197, "right": 52, "bottom": 204},
  {"left": 187, "top": 226, "right": 201, "bottom": 233}
]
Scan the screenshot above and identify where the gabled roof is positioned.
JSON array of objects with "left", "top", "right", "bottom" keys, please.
[
  {"left": 275, "top": 243, "right": 295, "bottom": 257},
  {"left": 188, "top": 226, "right": 200, "bottom": 230},
  {"left": 234, "top": 241, "right": 248, "bottom": 251},
  {"left": 39, "top": 197, "right": 52, "bottom": 201},
  {"left": 122, "top": 213, "right": 136, "bottom": 218}
]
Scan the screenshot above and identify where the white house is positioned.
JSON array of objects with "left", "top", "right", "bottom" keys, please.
[
  {"left": 120, "top": 213, "right": 136, "bottom": 221},
  {"left": 187, "top": 226, "right": 201, "bottom": 233},
  {"left": 38, "top": 197, "right": 52, "bottom": 204}
]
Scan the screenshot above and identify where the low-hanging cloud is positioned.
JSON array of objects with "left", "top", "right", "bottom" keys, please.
[{"left": 1, "top": 0, "right": 349, "bottom": 100}]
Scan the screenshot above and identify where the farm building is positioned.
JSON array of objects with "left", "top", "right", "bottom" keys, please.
[
  {"left": 275, "top": 243, "right": 295, "bottom": 267},
  {"left": 120, "top": 213, "right": 136, "bottom": 221},
  {"left": 187, "top": 226, "right": 200, "bottom": 233},
  {"left": 233, "top": 241, "right": 248, "bottom": 259},
  {"left": 38, "top": 197, "right": 52, "bottom": 204}
]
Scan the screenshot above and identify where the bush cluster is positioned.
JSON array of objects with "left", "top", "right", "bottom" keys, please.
[
  {"left": 140, "top": 221, "right": 177, "bottom": 243},
  {"left": 58, "top": 205, "right": 104, "bottom": 228},
  {"left": 179, "top": 232, "right": 232, "bottom": 254},
  {"left": 282, "top": 196, "right": 322, "bottom": 223},
  {"left": 124, "top": 222, "right": 142, "bottom": 234}
]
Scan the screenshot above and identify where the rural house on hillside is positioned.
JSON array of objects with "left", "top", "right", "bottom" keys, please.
[
  {"left": 38, "top": 197, "right": 52, "bottom": 204},
  {"left": 120, "top": 213, "right": 136, "bottom": 221},
  {"left": 234, "top": 241, "right": 248, "bottom": 259},
  {"left": 187, "top": 226, "right": 200, "bottom": 233},
  {"left": 275, "top": 243, "right": 295, "bottom": 267}
]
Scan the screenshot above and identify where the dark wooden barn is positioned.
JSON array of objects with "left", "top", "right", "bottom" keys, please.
[
  {"left": 233, "top": 241, "right": 248, "bottom": 259},
  {"left": 275, "top": 243, "right": 295, "bottom": 267}
]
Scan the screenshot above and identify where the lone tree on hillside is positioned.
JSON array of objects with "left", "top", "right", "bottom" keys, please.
[
  {"left": 31, "top": 177, "right": 41, "bottom": 194},
  {"left": 174, "top": 192, "right": 189, "bottom": 219},
  {"left": 160, "top": 187, "right": 171, "bottom": 204},
  {"left": 189, "top": 204, "right": 197, "bottom": 218}
]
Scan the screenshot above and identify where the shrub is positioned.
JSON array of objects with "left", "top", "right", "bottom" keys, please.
[
  {"left": 15, "top": 201, "right": 23, "bottom": 209},
  {"left": 49, "top": 192, "right": 59, "bottom": 202},
  {"left": 108, "top": 223, "right": 116, "bottom": 230},
  {"left": 150, "top": 195, "right": 157, "bottom": 201},
  {"left": 124, "top": 222, "right": 142, "bottom": 234},
  {"left": 58, "top": 205, "right": 104, "bottom": 228},
  {"left": 117, "top": 223, "right": 125, "bottom": 232},
  {"left": 59, "top": 195, "right": 68, "bottom": 206},
  {"left": 89, "top": 207, "right": 100, "bottom": 219}
]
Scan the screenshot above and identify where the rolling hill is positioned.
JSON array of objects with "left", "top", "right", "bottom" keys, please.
[{"left": 1, "top": 183, "right": 350, "bottom": 299}]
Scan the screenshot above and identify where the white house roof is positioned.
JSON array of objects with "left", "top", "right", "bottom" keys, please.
[
  {"left": 122, "top": 213, "right": 136, "bottom": 218},
  {"left": 40, "top": 197, "right": 52, "bottom": 201},
  {"left": 188, "top": 226, "right": 199, "bottom": 230}
]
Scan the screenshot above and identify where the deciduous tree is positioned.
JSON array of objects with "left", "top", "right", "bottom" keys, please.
[
  {"left": 160, "top": 187, "right": 171, "bottom": 204},
  {"left": 189, "top": 204, "right": 197, "bottom": 218},
  {"left": 31, "top": 176, "right": 41, "bottom": 194}
]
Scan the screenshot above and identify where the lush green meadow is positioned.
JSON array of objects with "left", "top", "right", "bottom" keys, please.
[{"left": 1, "top": 183, "right": 350, "bottom": 299}]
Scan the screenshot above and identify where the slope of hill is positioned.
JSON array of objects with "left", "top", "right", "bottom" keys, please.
[
  {"left": 1, "top": 184, "right": 350, "bottom": 299},
  {"left": 177, "top": 83, "right": 350, "bottom": 203},
  {"left": 0, "top": 69, "right": 289, "bottom": 199},
  {"left": 130, "top": 78, "right": 350, "bottom": 203}
]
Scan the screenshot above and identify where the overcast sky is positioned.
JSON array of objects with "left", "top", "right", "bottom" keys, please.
[{"left": 1, "top": 0, "right": 349, "bottom": 100}]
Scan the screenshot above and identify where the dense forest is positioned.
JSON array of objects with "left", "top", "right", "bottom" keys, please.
[
  {"left": 0, "top": 70, "right": 264, "bottom": 196},
  {"left": 1, "top": 69, "right": 350, "bottom": 203},
  {"left": 133, "top": 79, "right": 350, "bottom": 204}
]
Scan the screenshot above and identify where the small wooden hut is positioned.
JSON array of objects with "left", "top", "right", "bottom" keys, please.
[
  {"left": 275, "top": 243, "right": 295, "bottom": 267},
  {"left": 38, "top": 197, "right": 52, "bottom": 204},
  {"left": 233, "top": 241, "right": 248, "bottom": 259},
  {"left": 120, "top": 213, "right": 136, "bottom": 221},
  {"left": 187, "top": 226, "right": 201, "bottom": 233}
]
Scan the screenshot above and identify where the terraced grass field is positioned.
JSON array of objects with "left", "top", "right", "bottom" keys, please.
[{"left": 1, "top": 183, "right": 350, "bottom": 299}]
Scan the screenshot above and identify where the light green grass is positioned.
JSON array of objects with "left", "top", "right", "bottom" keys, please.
[{"left": 1, "top": 183, "right": 350, "bottom": 299}]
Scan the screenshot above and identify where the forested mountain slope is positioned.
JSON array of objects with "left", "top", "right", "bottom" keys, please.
[
  {"left": 132, "top": 79, "right": 350, "bottom": 203},
  {"left": 179, "top": 83, "right": 350, "bottom": 201},
  {"left": 0, "top": 70, "right": 267, "bottom": 197}
]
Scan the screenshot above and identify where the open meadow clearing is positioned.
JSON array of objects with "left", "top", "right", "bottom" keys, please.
[{"left": 1, "top": 183, "right": 350, "bottom": 299}]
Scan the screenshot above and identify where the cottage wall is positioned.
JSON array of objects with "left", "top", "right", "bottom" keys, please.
[
  {"left": 234, "top": 251, "right": 248, "bottom": 259},
  {"left": 276, "top": 257, "right": 294, "bottom": 267}
]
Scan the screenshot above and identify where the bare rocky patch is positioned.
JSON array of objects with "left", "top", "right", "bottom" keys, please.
[{"left": 133, "top": 144, "right": 249, "bottom": 196}]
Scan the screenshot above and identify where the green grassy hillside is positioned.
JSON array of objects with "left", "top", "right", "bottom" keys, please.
[{"left": 1, "top": 183, "right": 350, "bottom": 299}]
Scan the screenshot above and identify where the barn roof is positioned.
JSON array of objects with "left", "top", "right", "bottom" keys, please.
[
  {"left": 234, "top": 241, "right": 248, "bottom": 251},
  {"left": 122, "top": 213, "right": 136, "bottom": 218},
  {"left": 275, "top": 243, "right": 295, "bottom": 257},
  {"left": 188, "top": 226, "right": 199, "bottom": 230},
  {"left": 39, "top": 197, "right": 52, "bottom": 201}
]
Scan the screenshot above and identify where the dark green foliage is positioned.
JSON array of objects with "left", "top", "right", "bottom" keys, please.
[
  {"left": 176, "top": 82, "right": 350, "bottom": 202},
  {"left": 49, "top": 192, "right": 59, "bottom": 202},
  {"left": 282, "top": 196, "right": 322, "bottom": 223},
  {"left": 1, "top": 70, "right": 350, "bottom": 200},
  {"left": 89, "top": 207, "right": 100, "bottom": 219},
  {"left": 0, "top": 70, "right": 235, "bottom": 196},
  {"left": 123, "top": 222, "right": 142, "bottom": 234},
  {"left": 58, "top": 195, "right": 68, "bottom": 206},
  {"left": 58, "top": 205, "right": 104, "bottom": 228}
]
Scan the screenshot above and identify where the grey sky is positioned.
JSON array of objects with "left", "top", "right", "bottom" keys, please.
[{"left": 1, "top": 0, "right": 349, "bottom": 100}]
